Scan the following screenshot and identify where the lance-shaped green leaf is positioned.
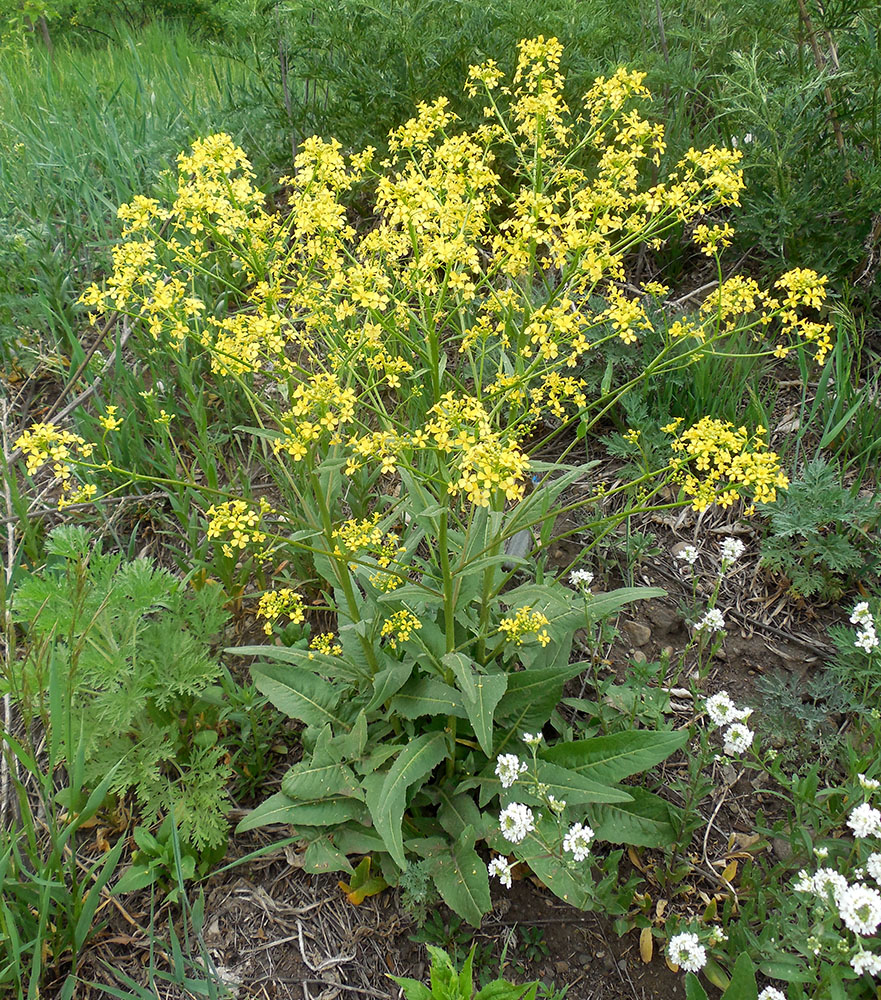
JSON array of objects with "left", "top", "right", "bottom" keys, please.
[
  {"left": 389, "top": 677, "right": 468, "bottom": 720},
  {"left": 542, "top": 730, "right": 687, "bottom": 785},
  {"left": 445, "top": 654, "right": 508, "bottom": 756},
  {"left": 580, "top": 587, "right": 666, "bottom": 621},
  {"left": 365, "top": 731, "right": 448, "bottom": 868},
  {"left": 430, "top": 834, "right": 491, "bottom": 927},
  {"left": 517, "top": 846, "right": 592, "bottom": 910},
  {"left": 281, "top": 759, "right": 363, "bottom": 801},
  {"left": 365, "top": 661, "right": 413, "bottom": 713},
  {"left": 235, "top": 792, "right": 365, "bottom": 832},
  {"left": 530, "top": 761, "right": 632, "bottom": 805},
  {"left": 589, "top": 787, "right": 679, "bottom": 847},
  {"left": 230, "top": 643, "right": 364, "bottom": 682},
  {"left": 495, "top": 663, "right": 585, "bottom": 743},
  {"left": 251, "top": 662, "right": 349, "bottom": 730},
  {"left": 438, "top": 788, "right": 483, "bottom": 840},
  {"left": 303, "top": 837, "right": 354, "bottom": 875}
]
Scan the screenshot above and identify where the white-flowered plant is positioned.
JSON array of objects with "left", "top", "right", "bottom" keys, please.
[
  {"left": 851, "top": 601, "right": 879, "bottom": 652},
  {"left": 836, "top": 882, "right": 881, "bottom": 935},
  {"left": 562, "top": 822, "right": 594, "bottom": 861},
  {"left": 675, "top": 544, "right": 699, "bottom": 567},
  {"left": 848, "top": 803, "right": 881, "bottom": 839},
  {"left": 722, "top": 721, "right": 755, "bottom": 755},
  {"left": 758, "top": 988, "right": 787, "bottom": 1000},
  {"left": 705, "top": 690, "right": 751, "bottom": 727},
  {"left": 851, "top": 950, "right": 881, "bottom": 976},
  {"left": 719, "top": 536, "right": 745, "bottom": 569},
  {"left": 569, "top": 568, "right": 594, "bottom": 590},
  {"left": 667, "top": 930, "right": 707, "bottom": 973},
  {"left": 694, "top": 608, "right": 725, "bottom": 634},
  {"left": 499, "top": 802, "right": 535, "bottom": 844},
  {"left": 487, "top": 856, "right": 514, "bottom": 889},
  {"left": 521, "top": 732, "right": 543, "bottom": 747},
  {"left": 859, "top": 773, "right": 881, "bottom": 791},
  {"left": 495, "top": 753, "right": 528, "bottom": 789}
]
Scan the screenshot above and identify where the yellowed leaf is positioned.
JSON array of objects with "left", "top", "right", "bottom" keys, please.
[
  {"left": 721, "top": 860, "right": 738, "bottom": 883},
  {"left": 639, "top": 927, "right": 653, "bottom": 964}
]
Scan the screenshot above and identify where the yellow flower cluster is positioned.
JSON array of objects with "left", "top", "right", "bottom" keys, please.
[
  {"left": 309, "top": 632, "right": 343, "bottom": 657},
  {"left": 499, "top": 606, "right": 552, "bottom": 646},
  {"left": 98, "top": 405, "right": 123, "bottom": 432},
  {"left": 205, "top": 498, "right": 272, "bottom": 558},
  {"left": 14, "top": 421, "right": 98, "bottom": 508},
  {"left": 423, "top": 393, "right": 530, "bottom": 506},
  {"left": 665, "top": 417, "right": 789, "bottom": 513},
  {"left": 256, "top": 588, "right": 305, "bottom": 635},
  {"left": 380, "top": 609, "right": 422, "bottom": 649},
  {"left": 332, "top": 514, "right": 405, "bottom": 589},
  {"left": 273, "top": 373, "right": 357, "bottom": 462},
  {"left": 695, "top": 268, "right": 833, "bottom": 363}
]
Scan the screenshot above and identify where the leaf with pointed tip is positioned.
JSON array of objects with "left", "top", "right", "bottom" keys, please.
[
  {"left": 389, "top": 677, "right": 468, "bottom": 720},
  {"left": 542, "top": 730, "right": 686, "bottom": 785},
  {"left": 430, "top": 839, "right": 491, "bottom": 927},
  {"left": 589, "top": 787, "right": 679, "bottom": 847},
  {"left": 365, "top": 732, "right": 448, "bottom": 868},
  {"left": 281, "top": 760, "right": 363, "bottom": 801},
  {"left": 251, "top": 663, "right": 349, "bottom": 730}
]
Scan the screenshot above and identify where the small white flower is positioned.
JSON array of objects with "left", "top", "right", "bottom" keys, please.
[
  {"left": 705, "top": 690, "right": 751, "bottom": 727},
  {"left": 848, "top": 803, "right": 881, "bottom": 839},
  {"left": 866, "top": 853, "right": 881, "bottom": 884},
  {"left": 758, "top": 989, "right": 787, "bottom": 1000},
  {"left": 495, "top": 753, "right": 527, "bottom": 789},
  {"left": 813, "top": 868, "right": 849, "bottom": 901},
  {"left": 855, "top": 625, "right": 879, "bottom": 653},
  {"left": 487, "top": 856, "right": 514, "bottom": 889},
  {"left": 569, "top": 569, "right": 594, "bottom": 589},
  {"left": 851, "top": 951, "right": 881, "bottom": 976},
  {"left": 859, "top": 773, "right": 881, "bottom": 791},
  {"left": 667, "top": 931, "right": 706, "bottom": 974},
  {"left": 851, "top": 602, "right": 873, "bottom": 626},
  {"left": 675, "top": 544, "right": 699, "bottom": 566},
  {"left": 720, "top": 537, "right": 745, "bottom": 566},
  {"left": 814, "top": 846, "right": 829, "bottom": 860},
  {"left": 723, "top": 722, "right": 755, "bottom": 755},
  {"left": 499, "top": 803, "right": 535, "bottom": 844},
  {"left": 836, "top": 883, "right": 881, "bottom": 935},
  {"left": 521, "top": 732, "right": 543, "bottom": 747},
  {"left": 562, "top": 822, "right": 594, "bottom": 862},
  {"left": 694, "top": 609, "right": 725, "bottom": 633},
  {"left": 707, "top": 927, "right": 727, "bottom": 945},
  {"left": 547, "top": 795, "right": 567, "bottom": 813},
  {"left": 793, "top": 869, "right": 814, "bottom": 893}
]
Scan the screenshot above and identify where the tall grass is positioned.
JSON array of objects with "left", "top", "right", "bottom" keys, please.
[{"left": 0, "top": 21, "right": 268, "bottom": 358}]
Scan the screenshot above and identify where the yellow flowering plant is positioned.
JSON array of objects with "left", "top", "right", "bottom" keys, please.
[{"left": 13, "top": 38, "right": 832, "bottom": 920}]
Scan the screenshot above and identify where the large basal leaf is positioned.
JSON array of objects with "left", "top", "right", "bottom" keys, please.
[
  {"left": 365, "top": 731, "right": 448, "bottom": 868},
  {"left": 365, "top": 661, "right": 413, "bottom": 713},
  {"left": 582, "top": 587, "right": 666, "bottom": 621},
  {"left": 495, "top": 664, "right": 585, "bottom": 746},
  {"left": 518, "top": 847, "right": 592, "bottom": 911},
  {"left": 589, "top": 787, "right": 679, "bottom": 847},
  {"left": 531, "top": 761, "right": 632, "bottom": 805},
  {"left": 251, "top": 662, "right": 349, "bottom": 730},
  {"left": 281, "top": 760, "right": 363, "bottom": 801},
  {"left": 542, "top": 730, "right": 686, "bottom": 785},
  {"left": 389, "top": 677, "right": 468, "bottom": 720},
  {"left": 230, "top": 643, "right": 364, "bottom": 682},
  {"left": 430, "top": 839, "right": 491, "bottom": 927},
  {"left": 437, "top": 789, "right": 483, "bottom": 841},
  {"left": 236, "top": 791, "right": 298, "bottom": 832},
  {"left": 303, "top": 837, "right": 354, "bottom": 875}
]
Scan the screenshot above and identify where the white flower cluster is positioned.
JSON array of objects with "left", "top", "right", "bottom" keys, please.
[
  {"left": 569, "top": 568, "right": 594, "bottom": 590},
  {"left": 562, "top": 822, "right": 594, "bottom": 861},
  {"left": 487, "top": 856, "right": 514, "bottom": 889},
  {"left": 495, "top": 753, "right": 528, "bottom": 789},
  {"left": 499, "top": 803, "right": 535, "bottom": 844},
  {"left": 667, "top": 931, "right": 706, "bottom": 973},
  {"left": 859, "top": 773, "right": 881, "bottom": 791},
  {"left": 694, "top": 608, "right": 725, "bottom": 634},
  {"left": 522, "top": 732, "right": 543, "bottom": 747},
  {"left": 848, "top": 803, "right": 881, "bottom": 839},
  {"left": 719, "top": 536, "right": 745, "bottom": 570},
  {"left": 795, "top": 865, "right": 881, "bottom": 936},
  {"left": 675, "top": 544, "right": 699, "bottom": 567},
  {"left": 852, "top": 951, "right": 881, "bottom": 976},
  {"left": 705, "top": 690, "right": 754, "bottom": 756},
  {"left": 851, "top": 602, "right": 879, "bottom": 653},
  {"left": 758, "top": 988, "right": 786, "bottom": 1000}
]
